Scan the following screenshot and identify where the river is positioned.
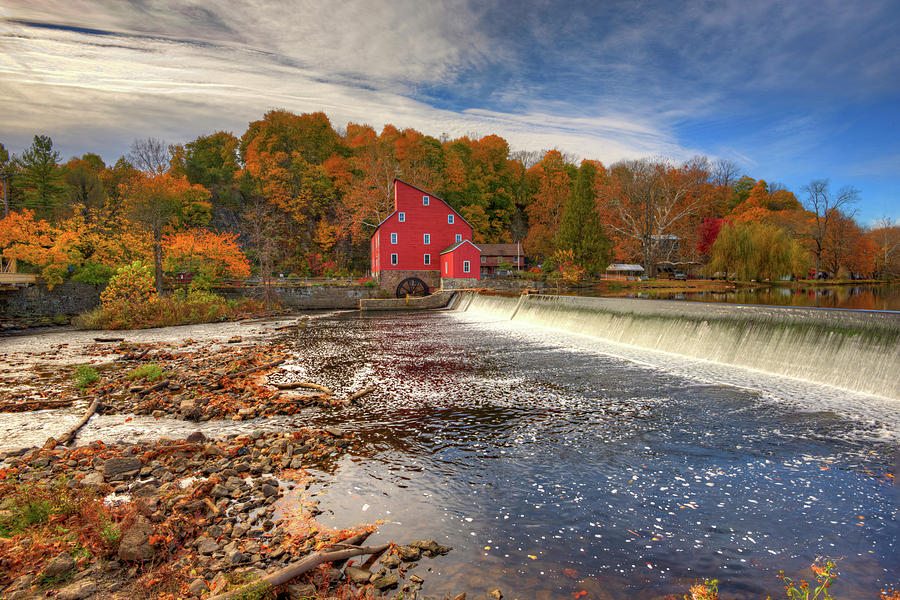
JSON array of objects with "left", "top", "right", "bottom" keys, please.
[{"left": 1, "top": 308, "right": 897, "bottom": 599}]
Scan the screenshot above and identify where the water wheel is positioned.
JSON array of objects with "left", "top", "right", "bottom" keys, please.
[{"left": 396, "top": 277, "right": 429, "bottom": 298}]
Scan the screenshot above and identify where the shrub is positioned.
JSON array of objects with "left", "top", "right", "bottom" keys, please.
[
  {"left": 73, "top": 365, "right": 100, "bottom": 390},
  {"left": 72, "top": 261, "right": 115, "bottom": 285},
  {"left": 127, "top": 364, "right": 165, "bottom": 381},
  {"left": 101, "top": 261, "right": 156, "bottom": 308}
]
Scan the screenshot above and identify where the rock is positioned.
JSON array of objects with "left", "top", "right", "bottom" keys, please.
[
  {"left": 227, "top": 336, "right": 242, "bottom": 343},
  {"left": 118, "top": 516, "right": 154, "bottom": 562},
  {"left": 398, "top": 545, "right": 421, "bottom": 561},
  {"left": 80, "top": 472, "right": 105, "bottom": 487},
  {"left": 379, "top": 553, "right": 401, "bottom": 568},
  {"left": 372, "top": 573, "right": 399, "bottom": 590},
  {"left": 260, "top": 483, "right": 279, "bottom": 497},
  {"left": 186, "top": 431, "right": 207, "bottom": 443},
  {"left": 57, "top": 580, "right": 98, "bottom": 600},
  {"left": 180, "top": 399, "right": 200, "bottom": 419},
  {"left": 452, "top": 594, "right": 466, "bottom": 600},
  {"left": 43, "top": 551, "right": 75, "bottom": 578},
  {"left": 324, "top": 427, "right": 344, "bottom": 437},
  {"left": 345, "top": 566, "right": 371, "bottom": 584},
  {"left": 103, "top": 457, "right": 142, "bottom": 478},
  {"left": 410, "top": 574, "right": 424, "bottom": 584},
  {"left": 490, "top": 589, "right": 503, "bottom": 600},
  {"left": 225, "top": 549, "right": 244, "bottom": 565},
  {"left": 189, "top": 578, "right": 208, "bottom": 596},
  {"left": 210, "top": 484, "right": 230, "bottom": 498},
  {"left": 285, "top": 583, "right": 317, "bottom": 599},
  {"left": 197, "top": 536, "right": 219, "bottom": 555}
]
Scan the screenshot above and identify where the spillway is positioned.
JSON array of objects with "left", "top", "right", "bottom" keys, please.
[{"left": 452, "top": 292, "right": 900, "bottom": 400}]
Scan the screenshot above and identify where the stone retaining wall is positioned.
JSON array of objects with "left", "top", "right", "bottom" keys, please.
[
  {"left": 359, "top": 291, "right": 456, "bottom": 311},
  {"left": 0, "top": 281, "right": 104, "bottom": 320}
]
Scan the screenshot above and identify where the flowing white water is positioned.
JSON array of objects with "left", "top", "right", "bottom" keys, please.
[{"left": 452, "top": 293, "right": 900, "bottom": 408}]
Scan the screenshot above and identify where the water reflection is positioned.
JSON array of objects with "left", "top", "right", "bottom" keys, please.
[
  {"left": 288, "top": 311, "right": 899, "bottom": 599},
  {"left": 617, "top": 284, "right": 900, "bottom": 311}
]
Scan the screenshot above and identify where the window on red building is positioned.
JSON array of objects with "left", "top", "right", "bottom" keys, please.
[{"left": 424, "top": 254, "right": 431, "bottom": 265}]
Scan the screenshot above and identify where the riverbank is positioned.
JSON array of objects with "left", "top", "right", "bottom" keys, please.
[{"left": 0, "top": 316, "right": 455, "bottom": 600}]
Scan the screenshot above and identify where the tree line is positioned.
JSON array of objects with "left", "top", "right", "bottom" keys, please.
[{"left": 1, "top": 109, "right": 898, "bottom": 288}]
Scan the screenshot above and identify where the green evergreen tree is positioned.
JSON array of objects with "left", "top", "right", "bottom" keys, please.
[
  {"left": 556, "top": 161, "right": 610, "bottom": 276},
  {"left": 15, "top": 135, "right": 67, "bottom": 216}
]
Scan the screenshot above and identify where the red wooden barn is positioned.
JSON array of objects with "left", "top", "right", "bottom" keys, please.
[{"left": 370, "top": 179, "right": 481, "bottom": 295}]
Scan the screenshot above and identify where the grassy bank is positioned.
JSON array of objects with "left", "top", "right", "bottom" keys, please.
[{"left": 74, "top": 293, "right": 272, "bottom": 330}]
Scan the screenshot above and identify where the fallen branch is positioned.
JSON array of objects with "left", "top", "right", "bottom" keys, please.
[
  {"left": 56, "top": 397, "right": 101, "bottom": 446},
  {"left": 207, "top": 536, "right": 386, "bottom": 600},
  {"left": 345, "top": 385, "right": 376, "bottom": 403},
  {"left": 134, "top": 378, "right": 170, "bottom": 397},
  {"left": 0, "top": 399, "right": 74, "bottom": 412},
  {"left": 93, "top": 337, "right": 125, "bottom": 343},
  {"left": 224, "top": 358, "right": 285, "bottom": 381},
  {"left": 273, "top": 381, "right": 333, "bottom": 395}
]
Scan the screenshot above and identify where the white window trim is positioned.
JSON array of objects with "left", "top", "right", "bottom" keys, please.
[
  {"left": 390, "top": 232, "right": 397, "bottom": 244},
  {"left": 423, "top": 233, "right": 430, "bottom": 245},
  {"left": 455, "top": 234, "right": 462, "bottom": 242},
  {"left": 398, "top": 212, "right": 405, "bottom": 222},
  {"left": 448, "top": 214, "right": 454, "bottom": 224},
  {"left": 423, "top": 195, "right": 430, "bottom": 206},
  {"left": 463, "top": 260, "right": 470, "bottom": 273},
  {"left": 444, "top": 262, "right": 448, "bottom": 274},
  {"left": 390, "top": 253, "right": 398, "bottom": 265},
  {"left": 423, "top": 253, "right": 431, "bottom": 265}
]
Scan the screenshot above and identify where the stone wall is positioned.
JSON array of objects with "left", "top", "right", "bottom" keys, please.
[
  {"left": 441, "top": 277, "right": 479, "bottom": 289},
  {"left": 0, "top": 281, "right": 104, "bottom": 319},
  {"left": 375, "top": 270, "right": 441, "bottom": 295},
  {"left": 360, "top": 291, "right": 457, "bottom": 311},
  {"left": 216, "top": 285, "right": 380, "bottom": 310}
]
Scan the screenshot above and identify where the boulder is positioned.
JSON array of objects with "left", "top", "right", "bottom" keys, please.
[
  {"left": 80, "top": 472, "right": 105, "bottom": 487},
  {"left": 103, "top": 457, "right": 142, "bottom": 478},
  {"left": 344, "top": 566, "right": 371, "bottom": 584},
  {"left": 117, "top": 516, "right": 155, "bottom": 562},
  {"left": 43, "top": 551, "right": 75, "bottom": 578},
  {"left": 372, "top": 573, "right": 399, "bottom": 590},
  {"left": 57, "top": 580, "right": 98, "bottom": 600},
  {"left": 285, "top": 583, "right": 317, "bottom": 599},
  {"left": 188, "top": 578, "right": 208, "bottom": 596}
]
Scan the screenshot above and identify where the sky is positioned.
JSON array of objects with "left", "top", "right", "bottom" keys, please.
[{"left": 0, "top": 0, "right": 898, "bottom": 223}]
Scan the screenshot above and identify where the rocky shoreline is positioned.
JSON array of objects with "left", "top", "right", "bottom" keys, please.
[{"left": 0, "top": 318, "right": 467, "bottom": 600}]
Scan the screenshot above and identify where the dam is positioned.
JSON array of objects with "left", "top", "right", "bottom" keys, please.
[{"left": 451, "top": 292, "right": 900, "bottom": 401}]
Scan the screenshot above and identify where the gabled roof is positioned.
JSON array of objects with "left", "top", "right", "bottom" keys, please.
[
  {"left": 440, "top": 239, "right": 481, "bottom": 255},
  {"left": 606, "top": 263, "right": 644, "bottom": 272},
  {"left": 392, "top": 178, "right": 475, "bottom": 229}
]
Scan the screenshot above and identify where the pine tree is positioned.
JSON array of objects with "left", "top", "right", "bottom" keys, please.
[
  {"left": 15, "top": 135, "right": 67, "bottom": 216},
  {"left": 556, "top": 161, "right": 610, "bottom": 276}
]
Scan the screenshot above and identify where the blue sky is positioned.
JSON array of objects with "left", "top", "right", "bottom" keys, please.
[{"left": 0, "top": 0, "right": 897, "bottom": 223}]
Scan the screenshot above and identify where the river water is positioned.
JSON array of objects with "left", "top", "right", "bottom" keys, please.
[
  {"left": 1, "top": 310, "right": 898, "bottom": 599},
  {"left": 615, "top": 284, "right": 900, "bottom": 311}
]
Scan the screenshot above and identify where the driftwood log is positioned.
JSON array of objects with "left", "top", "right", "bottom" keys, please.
[
  {"left": 224, "top": 358, "right": 285, "bottom": 381},
  {"left": 0, "top": 399, "right": 74, "bottom": 412},
  {"left": 206, "top": 533, "right": 386, "bottom": 600},
  {"left": 56, "top": 397, "right": 101, "bottom": 446},
  {"left": 273, "top": 381, "right": 334, "bottom": 395},
  {"left": 93, "top": 337, "right": 125, "bottom": 343},
  {"left": 345, "top": 385, "right": 376, "bottom": 403},
  {"left": 133, "top": 378, "right": 170, "bottom": 397}
]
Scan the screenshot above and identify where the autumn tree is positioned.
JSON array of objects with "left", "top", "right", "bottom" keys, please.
[
  {"left": 15, "top": 135, "right": 67, "bottom": 217},
  {"left": 599, "top": 158, "right": 710, "bottom": 275},
  {"left": 556, "top": 160, "right": 610, "bottom": 275},
  {"left": 169, "top": 131, "right": 242, "bottom": 208},
  {"left": 163, "top": 229, "right": 250, "bottom": 282},
  {"left": 127, "top": 137, "right": 170, "bottom": 174},
  {"left": 707, "top": 221, "right": 808, "bottom": 281},
  {"left": 870, "top": 218, "right": 900, "bottom": 278},
  {"left": 0, "top": 142, "right": 13, "bottom": 217},
  {"left": 124, "top": 173, "right": 212, "bottom": 294},
  {"left": 64, "top": 155, "right": 106, "bottom": 217},
  {"left": 802, "top": 179, "right": 859, "bottom": 274},
  {"left": 0, "top": 210, "right": 81, "bottom": 287},
  {"left": 524, "top": 150, "right": 575, "bottom": 260}
]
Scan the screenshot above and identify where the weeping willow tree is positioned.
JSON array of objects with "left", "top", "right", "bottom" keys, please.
[{"left": 707, "top": 221, "right": 809, "bottom": 281}]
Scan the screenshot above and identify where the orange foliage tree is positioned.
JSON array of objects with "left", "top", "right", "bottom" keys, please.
[
  {"left": 524, "top": 150, "right": 574, "bottom": 261},
  {"left": 163, "top": 229, "right": 251, "bottom": 282},
  {"left": 0, "top": 210, "right": 81, "bottom": 287}
]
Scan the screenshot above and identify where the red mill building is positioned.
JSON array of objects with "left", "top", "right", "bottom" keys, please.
[{"left": 370, "top": 179, "right": 480, "bottom": 296}]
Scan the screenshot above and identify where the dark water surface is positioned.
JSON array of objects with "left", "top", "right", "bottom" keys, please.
[
  {"left": 617, "top": 284, "right": 900, "bottom": 311},
  {"left": 287, "top": 310, "right": 898, "bottom": 599}
]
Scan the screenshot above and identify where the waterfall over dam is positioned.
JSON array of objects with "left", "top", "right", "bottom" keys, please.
[{"left": 451, "top": 292, "right": 900, "bottom": 400}]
